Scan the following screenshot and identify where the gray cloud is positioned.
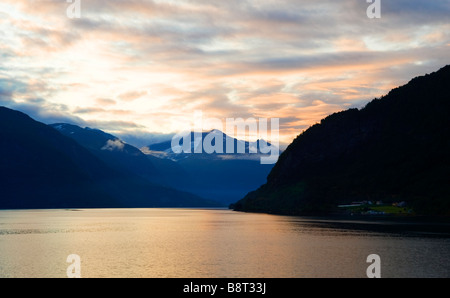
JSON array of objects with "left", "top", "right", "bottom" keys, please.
[
  {"left": 116, "top": 131, "right": 175, "bottom": 148},
  {"left": 1, "top": 0, "right": 449, "bottom": 143},
  {"left": 2, "top": 100, "right": 86, "bottom": 126}
]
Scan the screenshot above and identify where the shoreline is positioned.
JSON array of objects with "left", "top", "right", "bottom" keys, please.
[{"left": 230, "top": 208, "right": 450, "bottom": 224}]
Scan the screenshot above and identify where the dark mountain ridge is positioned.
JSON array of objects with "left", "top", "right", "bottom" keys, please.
[
  {"left": 49, "top": 124, "right": 274, "bottom": 206},
  {"left": 145, "top": 129, "right": 275, "bottom": 205},
  {"left": 0, "top": 107, "right": 117, "bottom": 208},
  {"left": 233, "top": 65, "right": 450, "bottom": 216},
  {"left": 0, "top": 107, "right": 219, "bottom": 209},
  {"left": 50, "top": 123, "right": 159, "bottom": 181}
]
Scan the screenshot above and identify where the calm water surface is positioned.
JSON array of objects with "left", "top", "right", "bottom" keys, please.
[{"left": 0, "top": 208, "right": 449, "bottom": 278}]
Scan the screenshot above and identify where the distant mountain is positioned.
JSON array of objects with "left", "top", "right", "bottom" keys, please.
[
  {"left": 0, "top": 107, "right": 220, "bottom": 209},
  {"left": 50, "top": 123, "right": 195, "bottom": 195},
  {"left": 48, "top": 123, "right": 274, "bottom": 206},
  {"left": 174, "top": 157, "right": 274, "bottom": 205},
  {"left": 50, "top": 123, "right": 160, "bottom": 181},
  {"left": 144, "top": 130, "right": 276, "bottom": 205},
  {"left": 233, "top": 65, "right": 450, "bottom": 216},
  {"left": 145, "top": 129, "right": 276, "bottom": 161},
  {"left": 0, "top": 107, "right": 120, "bottom": 208}
]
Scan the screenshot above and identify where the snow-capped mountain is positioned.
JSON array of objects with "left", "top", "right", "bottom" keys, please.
[{"left": 143, "top": 129, "right": 277, "bottom": 162}]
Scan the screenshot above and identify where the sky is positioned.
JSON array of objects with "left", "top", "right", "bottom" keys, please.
[{"left": 0, "top": 0, "right": 449, "bottom": 146}]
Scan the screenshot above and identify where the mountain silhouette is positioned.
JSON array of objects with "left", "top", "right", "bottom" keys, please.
[
  {"left": 0, "top": 107, "right": 220, "bottom": 209},
  {"left": 50, "top": 123, "right": 199, "bottom": 197},
  {"left": 48, "top": 124, "right": 274, "bottom": 206},
  {"left": 50, "top": 123, "right": 160, "bottom": 181},
  {"left": 232, "top": 65, "right": 450, "bottom": 216},
  {"left": 145, "top": 129, "right": 275, "bottom": 205}
]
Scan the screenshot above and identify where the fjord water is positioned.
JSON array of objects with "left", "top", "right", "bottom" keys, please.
[{"left": 0, "top": 208, "right": 449, "bottom": 278}]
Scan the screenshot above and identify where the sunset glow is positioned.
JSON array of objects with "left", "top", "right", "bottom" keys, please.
[{"left": 1, "top": 0, "right": 449, "bottom": 144}]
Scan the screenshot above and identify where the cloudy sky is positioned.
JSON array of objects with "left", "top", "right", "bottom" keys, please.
[{"left": 0, "top": 0, "right": 449, "bottom": 145}]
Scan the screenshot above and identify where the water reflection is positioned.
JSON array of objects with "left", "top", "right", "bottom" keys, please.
[
  {"left": 284, "top": 217, "right": 450, "bottom": 238},
  {"left": 0, "top": 209, "right": 449, "bottom": 278}
]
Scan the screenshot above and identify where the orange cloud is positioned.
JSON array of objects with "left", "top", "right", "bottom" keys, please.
[{"left": 1, "top": 0, "right": 449, "bottom": 146}]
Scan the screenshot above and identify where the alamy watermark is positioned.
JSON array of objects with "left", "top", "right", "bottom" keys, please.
[
  {"left": 366, "top": 254, "right": 381, "bottom": 278},
  {"left": 48, "top": 0, "right": 380, "bottom": 21},
  {"left": 171, "top": 111, "right": 280, "bottom": 165},
  {"left": 64, "top": 253, "right": 380, "bottom": 277},
  {"left": 66, "top": 0, "right": 81, "bottom": 19},
  {"left": 56, "top": 0, "right": 381, "bottom": 21},
  {"left": 367, "top": 0, "right": 381, "bottom": 19},
  {"left": 66, "top": 254, "right": 81, "bottom": 278}
]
